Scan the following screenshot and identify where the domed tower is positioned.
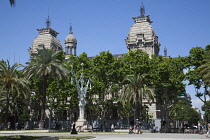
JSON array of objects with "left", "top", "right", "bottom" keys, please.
[
  {"left": 125, "top": 4, "right": 160, "bottom": 58},
  {"left": 28, "top": 16, "right": 62, "bottom": 58},
  {"left": 65, "top": 25, "right": 77, "bottom": 58}
]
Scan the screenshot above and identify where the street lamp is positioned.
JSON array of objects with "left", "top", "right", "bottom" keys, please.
[{"left": 70, "top": 63, "right": 92, "bottom": 131}]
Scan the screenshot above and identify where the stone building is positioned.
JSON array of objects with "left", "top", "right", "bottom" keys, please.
[
  {"left": 27, "top": 5, "right": 162, "bottom": 129},
  {"left": 64, "top": 25, "right": 77, "bottom": 59},
  {"left": 125, "top": 4, "right": 160, "bottom": 58},
  {"left": 28, "top": 16, "right": 77, "bottom": 59},
  {"left": 28, "top": 16, "right": 63, "bottom": 58}
]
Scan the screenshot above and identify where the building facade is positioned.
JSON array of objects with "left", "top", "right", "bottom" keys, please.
[
  {"left": 125, "top": 4, "right": 160, "bottom": 58},
  {"left": 28, "top": 16, "right": 77, "bottom": 59},
  {"left": 64, "top": 25, "right": 77, "bottom": 59},
  {"left": 27, "top": 5, "right": 164, "bottom": 129}
]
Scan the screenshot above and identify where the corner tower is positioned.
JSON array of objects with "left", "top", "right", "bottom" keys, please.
[
  {"left": 28, "top": 16, "right": 62, "bottom": 58},
  {"left": 65, "top": 24, "right": 77, "bottom": 58},
  {"left": 125, "top": 4, "right": 160, "bottom": 58}
]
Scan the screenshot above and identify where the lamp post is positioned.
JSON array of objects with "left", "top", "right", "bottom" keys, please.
[{"left": 70, "top": 63, "right": 92, "bottom": 131}]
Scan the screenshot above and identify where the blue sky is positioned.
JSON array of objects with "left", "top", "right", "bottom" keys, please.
[{"left": 1, "top": 0, "right": 210, "bottom": 112}]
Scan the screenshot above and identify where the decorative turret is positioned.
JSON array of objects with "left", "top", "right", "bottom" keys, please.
[
  {"left": 28, "top": 16, "right": 62, "bottom": 58},
  {"left": 125, "top": 3, "right": 160, "bottom": 58},
  {"left": 65, "top": 24, "right": 77, "bottom": 58}
]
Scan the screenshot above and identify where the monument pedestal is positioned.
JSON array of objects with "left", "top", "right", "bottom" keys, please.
[{"left": 75, "top": 118, "right": 92, "bottom": 132}]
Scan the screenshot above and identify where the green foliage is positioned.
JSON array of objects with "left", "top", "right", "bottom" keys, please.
[
  {"left": 198, "top": 45, "right": 210, "bottom": 85},
  {"left": 202, "top": 100, "right": 210, "bottom": 119},
  {"left": 119, "top": 103, "right": 133, "bottom": 119},
  {"left": 120, "top": 73, "right": 154, "bottom": 106},
  {"left": 47, "top": 78, "right": 78, "bottom": 120},
  {"left": 1, "top": 43, "right": 207, "bottom": 126},
  {"left": 91, "top": 51, "right": 121, "bottom": 116},
  {"left": 169, "top": 99, "right": 200, "bottom": 124},
  {"left": 150, "top": 56, "right": 186, "bottom": 107},
  {"left": 24, "top": 47, "right": 68, "bottom": 79},
  {"left": 186, "top": 45, "right": 210, "bottom": 123},
  {"left": 188, "top": 47, "right": 205, "bottom": 68},
  {"left": 122, "top": 49, "right": 150, "bottom": 75},
  {"left": 186, "top": 47, "right": 205, "bottom": 89},
  {"left": 0, "top": 60, "right": 30, "bottom": 123},
  {"left": 120, "top": 73, "right": 154, "bottom": 119},
  {"left": 24, "top": 47, "right": 68, "bottom": 128}
]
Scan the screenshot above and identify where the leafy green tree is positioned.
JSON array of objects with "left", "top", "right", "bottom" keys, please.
[
  {"left": 170, "top": 99, "right": 200, "bottom": 126},
  {"left": 150, "top": 56, "right": 186, "bottom": 103},
  {"left": 122, "top": 49, "right": 150, "bottom": 75},
  {"left": 186, "top": 46, "right": 210, "bottom": 123},
  {"left": 198, "top": 45, "right": 210, "bottom": 84},
  {"left": 118, "top": 103, "right": 133, "bottom": 126},
  {"left": 186, "top": 47, "right": 205, "bottom": 92},
  {"left": 198, "top": 59, "right": 210, "bottom": 89},
  {"left": 0, "top": 60, "right": 30, "bottom": 124},
  {"left": 24, "top": 47, "right": 68, "bottom": 129},
  {"left": 149, "top": 56, "right": 187, "bottom": 132},
  {"left": 120, "top": 73, "right": 154, "bottom": 120},
  {"left": 202, "top": 100, "right": 210, "bottom": 121},
  {"left": 91, "top": 51, "right": 121, "bottom": 119},
  {"left": 46, "top": 77, "right": 78, "bottom": 128}
]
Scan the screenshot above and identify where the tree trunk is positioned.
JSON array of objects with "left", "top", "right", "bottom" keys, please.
[
  {"left": 39, "top": 75, "right": 48, "bottom": 129},
  {"left": 5, "top": 89, "right": 10, "bottom": 127},
  {"left": 135, "top": 89, "right": 142, "bottom": 122}
]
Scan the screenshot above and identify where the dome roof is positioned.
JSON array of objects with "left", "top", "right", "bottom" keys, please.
[
  {"left": 65, "top": 32, "right": 77, "bottom": 44},
  {"left": 125, "top": 14, "right": 160, "bottom": 57},
  {"left": 29, "top": 28, "right": 62, "bottom": 57},
  {"left": 127, "top": 16, "right": 155, "bottom": 43}
]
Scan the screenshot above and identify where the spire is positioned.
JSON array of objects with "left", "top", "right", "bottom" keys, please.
[
  {"left": 164, "top": 47, "right": 167, "bottom": 57},
  {"left": 46, "top": 8, "right": 51, "bottom": 28},
  {"left": 140, "top": 3, "right": 145, "bottom": 17},
  {"left": 46, "top": 16, "right": 51, "bottom": 28},
  {"left": 70, "top": 23, "right": 73, "bottom": 34}
]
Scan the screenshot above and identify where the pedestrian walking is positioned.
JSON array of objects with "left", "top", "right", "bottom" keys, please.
[
  {"left": 111, "top": 124, "right": 115, "bottom": 132},
  {"left": 135, "top": 123, "right": 142, "bottom": 134},
  {"left": 206, "top": 123, "right": 210, "bottom": 137},
  {"left": 198, "top": 121, "right": 203, "bottom": 134},
  {"left": 7, "top": 121, "right": 10, "bottom": 130},
  {"left": 0, "top": 122, "right": 4, "bottom": 130},
  {"left": 152, "top": 125, "right": 156, "bottom": 133}
]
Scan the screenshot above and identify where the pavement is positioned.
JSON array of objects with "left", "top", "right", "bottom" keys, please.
[{"left": 0, "top": 130, "right": 209, "bottom": 140}]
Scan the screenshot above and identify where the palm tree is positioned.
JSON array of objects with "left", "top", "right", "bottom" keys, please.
[
  {"left": 9, "top": 0, "right": 15, "bottom": 6},
  {"left": 120, "top": 73, "right": 154, "bottom": 121},
  {"left": 24, "top": 47, "right": 68, "bottom": 129},
  {"left": 0, "top": 60, "right": 30, "bottom": 124}
]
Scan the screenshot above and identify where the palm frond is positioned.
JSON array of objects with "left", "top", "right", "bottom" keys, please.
[
  {"left": 120, "top": 73, "right": 154, "bottom": 107},
  {"left": 9, "top": 0, "right": 15, "bottom": 7}
]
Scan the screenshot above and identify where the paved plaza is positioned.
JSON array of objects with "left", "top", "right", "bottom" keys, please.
[{"left": 0, "top": 131, "right": 209, "bottom": 140}]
